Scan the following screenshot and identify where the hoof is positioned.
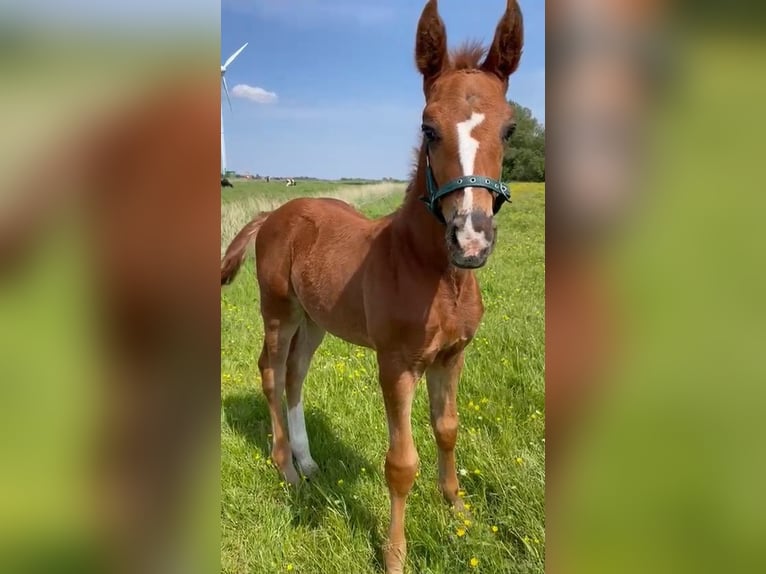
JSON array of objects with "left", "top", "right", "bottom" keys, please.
[
  {"left": 297, "top": 457, "right": 320, "bottom": 478},
  {"left": 440, "top": 485, "right": 468, "bottom": 514},
  {"left": 281, "top": 462, "right": 301, "bottom": 487},
  {"left": 451, "top": 497, "right": 472, "bottom": 519},
  {"left": 383, "top": 541, "right": 406, "bottom": 574}
]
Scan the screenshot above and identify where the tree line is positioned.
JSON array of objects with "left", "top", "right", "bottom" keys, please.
[{"left": 503, "top": 101, "right": 545, "bottom": 182}]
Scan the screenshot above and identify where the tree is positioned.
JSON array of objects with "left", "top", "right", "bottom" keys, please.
[{"left": 503, "top": 101, "right": 545, "bottom": 182}]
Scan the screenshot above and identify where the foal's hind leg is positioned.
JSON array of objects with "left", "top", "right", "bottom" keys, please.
[
  {"left": 285, "top": 318, "right": 325, "bottom": 477},
  {"left": 425, "top": 350, "right": 465, "bottom": 511},
  {"left": 259, "top": 316, "right": 301, "bottom": 485}
]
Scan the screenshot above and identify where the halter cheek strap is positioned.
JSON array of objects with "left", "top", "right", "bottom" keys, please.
[{"left": 419, "top": 149, "right": 512, "bottom": 225}]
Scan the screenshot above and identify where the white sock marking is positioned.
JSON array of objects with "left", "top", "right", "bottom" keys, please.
[
  {"left": 455, "top": 112, "right": 490, "bottom": 255},
  {"left": 287, "top": 401, "right": 317, "bottom": 472}
]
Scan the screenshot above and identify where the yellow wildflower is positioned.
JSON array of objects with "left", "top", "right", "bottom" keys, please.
[
  {"left": 491, "top": 525, "right": 499, "bottom": 533},
  {"left": 457, "top": 490, "right": 466, "bottom": 497},
  {"left": 456, "top": 528, "right": 466, "bottom": 537},
  {"left": 470, "top": 557, "right": 479, "bottom": 568}
]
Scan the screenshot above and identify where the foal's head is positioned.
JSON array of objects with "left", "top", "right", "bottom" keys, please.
[{"left": 416, "top": 0, "right": 523, "bottom": 269}]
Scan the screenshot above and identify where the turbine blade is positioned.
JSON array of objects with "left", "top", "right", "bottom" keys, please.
[
  {"left": 223, "top": 42, "right": 248, "bottom": 70},
  {"left": 222, "top": 76, "right": 232, "bottom": 111}
]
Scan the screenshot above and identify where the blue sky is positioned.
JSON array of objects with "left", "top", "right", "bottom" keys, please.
[{"left": 221, "top": 0, "right": 544, "bottom": 179}]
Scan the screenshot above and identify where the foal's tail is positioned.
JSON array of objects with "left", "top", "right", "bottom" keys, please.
[{"left": 221, "top": 211, "right": 272, "bottom": 285}]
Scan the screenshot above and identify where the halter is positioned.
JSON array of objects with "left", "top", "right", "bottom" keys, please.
[{"left": 420, "top": 146, "right": 512, "bottom": 225}]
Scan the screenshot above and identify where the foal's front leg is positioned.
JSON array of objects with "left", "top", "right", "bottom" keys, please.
[
  {"left": 425, "top": 350, "right": 465, "bottom": 511},
  {"left": 378, "top": 356, "right": 419, "bottom": 574}
]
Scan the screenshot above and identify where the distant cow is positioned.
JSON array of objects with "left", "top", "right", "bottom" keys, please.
[
  {"left": 221, "top": 178, "right": 233, "bottom": 188},
  {"left": 286, "top": 178, "right": 297, "bottom": 187}
]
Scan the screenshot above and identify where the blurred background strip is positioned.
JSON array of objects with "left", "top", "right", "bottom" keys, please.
[
  {"left": 0, "top": 2, "right": 220, "bottom": 573},
  {"left": 546, "top": 1, "right": 766, "bottom": 573}
]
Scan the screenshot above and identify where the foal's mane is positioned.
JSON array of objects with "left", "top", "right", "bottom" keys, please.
[
  {"left": 402, "top": 40, "right": 490, "bottom": 199},
  {"left": 449, "top": 40, "right": 488, "bottom": 71}
]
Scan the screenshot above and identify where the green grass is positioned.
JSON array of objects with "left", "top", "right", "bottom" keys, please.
[{"left": 221, "top": 183, "right": 545, "bottom": 573}]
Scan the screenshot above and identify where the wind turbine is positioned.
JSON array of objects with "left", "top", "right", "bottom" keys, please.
[{"left": 221, "top": 42, "right": 248, "bottom": 179}]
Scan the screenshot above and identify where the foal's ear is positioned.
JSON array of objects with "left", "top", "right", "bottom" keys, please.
[
  {"left": 415, "top": 0, "right": 448, "bottom": 94},
  {"left": 481, "top": 0, "right": 524, "bottom": 83}
]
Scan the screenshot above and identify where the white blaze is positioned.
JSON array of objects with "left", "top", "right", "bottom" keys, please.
[
  {"left": 455, "top": 111, "right": 490, "bottom": 256},
  {"left": 287, "top": 401, "right": 318, "bottom": 474}
]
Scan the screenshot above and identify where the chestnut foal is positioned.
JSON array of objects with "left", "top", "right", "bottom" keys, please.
[{"left": 221, "top": 1, "right": 523, "bottom": 571}]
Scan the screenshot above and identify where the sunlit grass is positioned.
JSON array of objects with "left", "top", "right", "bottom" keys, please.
[{"left": 220, "top": 181, "right": 408, "bottom": 256}]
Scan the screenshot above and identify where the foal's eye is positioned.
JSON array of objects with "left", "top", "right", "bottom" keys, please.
[
  {"left": 502, "top": 122, "right": 517, "bottom": 141},
  {"left": 421, "top": 124, "right": 440, "bottom": 143}
]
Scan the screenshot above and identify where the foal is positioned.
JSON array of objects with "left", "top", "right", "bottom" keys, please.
[{"left": 221, "top": 1, "right": 523, "bottom": 571}]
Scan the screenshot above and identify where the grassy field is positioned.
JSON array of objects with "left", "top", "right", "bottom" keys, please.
[
  {"left": 220, "top": 182, "right": 545, "bottom": 573},
  {"left": 220, "top": 180, "right": 409, "bottom": 255},
  {"left": 220, "top": 178, "right": 400, "bottom": 205}
]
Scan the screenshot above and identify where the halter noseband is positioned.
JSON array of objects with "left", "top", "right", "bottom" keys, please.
[{"left": 419, "top": 147, "right": 512, "bottom": 225}]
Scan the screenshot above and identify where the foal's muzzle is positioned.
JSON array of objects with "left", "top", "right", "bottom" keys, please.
[{"left": 446, "top": 210, "right": 497, "bottom": 269}]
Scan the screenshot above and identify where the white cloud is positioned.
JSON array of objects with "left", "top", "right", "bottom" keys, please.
[{"left": 231, "top": 84, "right": 278, "bottom": 104}]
